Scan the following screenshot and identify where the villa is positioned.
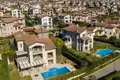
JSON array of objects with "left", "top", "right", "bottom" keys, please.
[
  {"left": 0, "top": 17, "right": 25, "bottom": 37},
  {"left": 62, "top": 25, "right": 94, "bottom": 52},
  {"left": 59, "top": 14, "right": 73, "bottom": 23},
  {"left": 37, "top": 15, "right": 53, "bottom": 30},
  {"left": 13, "top": 28, "right": 56, "bottom": 71},
  {"left": 11, "top": 9, "right": 23, "bottom": 18}
]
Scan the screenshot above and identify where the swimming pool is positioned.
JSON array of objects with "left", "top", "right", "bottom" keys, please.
[
  {"left": 41, "top": 66, "right": 70, "bottom": 79},
  {"left": 97, "top": 48, "right": 114, "bottom": 57}
]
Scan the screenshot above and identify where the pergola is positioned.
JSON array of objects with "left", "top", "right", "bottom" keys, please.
[{"left": 18, "top": 59, "right": 45, "bottom": 70}]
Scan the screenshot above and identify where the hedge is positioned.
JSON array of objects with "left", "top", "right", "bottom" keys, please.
[{"left": 0, "top": 54, "right": 11, "bottom": 80}]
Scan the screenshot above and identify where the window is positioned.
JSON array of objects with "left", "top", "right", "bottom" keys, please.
[
  {"left": 48, "top": 52, "right": 53, "bottom": 58},
  {"left": 110, "top": 32, "right": 112, "bottom": 35},
  {"left": 20, "top": 44, "right": 22, "bottom": 48},
  {"left": 66, "top": 20, "right": 68, "bottom": 23},
  {"left": 3, "top": 23, "right": 5, "bottom": 26},
  {"left": 83, "top": 34, "right": 85, "bottom": 37}
]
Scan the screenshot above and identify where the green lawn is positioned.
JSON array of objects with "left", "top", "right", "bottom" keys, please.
[
  {"left": 106, "top": 71, "right": 120, "bottom": 80},
  {"left": 9, "top": 64, "right": 32, "bottom": 80},
  {"left": 92, "top": 41, "right": 120, "bottom": 52}
]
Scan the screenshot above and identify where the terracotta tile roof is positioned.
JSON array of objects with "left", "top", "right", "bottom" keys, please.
[
  {"left": 13, "top": 31, "right": 56, "bottom": 50},
  {"left": 13, "top": 22, "right": 23, "bottom": 27},
  {"left": 64, "top": 35, "right": 71, "bottom": 38},
  {"left": 13, "top": 31, "right": 30, "bottom": 41},
  {"left": 87, "top": 27, "right": 95, "bottom": 31},
  {"left": 39, "top": 15, "right": 47, "bottom": 18},
  {"left": 23, "top": 27, "right": 35, "bottom": 32},
  {"left": 34, "top": 28, "right": 48, "bottom": 34},
  {"left": 104, "top": 24, "right": 115, "bottom": 29},
  {"left": 80, "top": 36, "right": 91, "bottom": 40},
  {"left": 62, "top": 25, "right": 86, "bottom": 33},
  {"left": 0, "top": 17, "right": 24, "bottom": 23}
]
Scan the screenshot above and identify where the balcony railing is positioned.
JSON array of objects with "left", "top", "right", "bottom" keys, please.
[{"left": 33, "top": 56, "right": 42, "bottom": 60}]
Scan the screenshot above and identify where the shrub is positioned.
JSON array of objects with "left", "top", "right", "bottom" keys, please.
[{"left": 50, "top": 36, "right": 64, "bottom": 55}]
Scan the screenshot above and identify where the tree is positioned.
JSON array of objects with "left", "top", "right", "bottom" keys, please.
[
  {"left": 25, "top": 14, "right": 35, "bottom": 27},
  {"left": 109, "top": 36, "right": 116, "bottom": 41}
]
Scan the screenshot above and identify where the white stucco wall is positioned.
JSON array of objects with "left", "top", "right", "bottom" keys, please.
[
  {"left": 17, "top": 41, "right": 24, "bottom": 51},
  {"left": 28, "top": 43, "right": 45, "bottom": 63}
]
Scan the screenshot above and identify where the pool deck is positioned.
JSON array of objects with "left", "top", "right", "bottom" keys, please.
[{"left": 20, "top": 64, "right": 76, "bottom": 80}]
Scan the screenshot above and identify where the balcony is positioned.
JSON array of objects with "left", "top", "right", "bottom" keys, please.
[
  {"left": 32, "top": 48, "right": 42, "bottom": 55},
  {"left": 16, "top": 51, "right": 28, "bottom": 56},
  {"left": 48, "top": 54, "right": 53, "bottom": 59},
  {"left": 16, "top": 56, "right": 28, "bottom": 62},
  {"left": 33, "top": 56, "right": 42, "bottom": 61}
]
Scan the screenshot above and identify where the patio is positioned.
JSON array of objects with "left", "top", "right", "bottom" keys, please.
[{"left": 20, "top": 64, "right": 76, "bottom": 80}]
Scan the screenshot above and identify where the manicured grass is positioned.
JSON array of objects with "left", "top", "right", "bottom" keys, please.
[
  {"left": 106, "top": 71, "right": 120, "bottom": 80},
  {"left": 93, "top": 41, "right": 120, "bottom": 51},
  {"left": 9, "top": 64, "right": 32, "bottom": 80}
]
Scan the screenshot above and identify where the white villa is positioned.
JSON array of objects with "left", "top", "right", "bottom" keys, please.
[
  {"left": 13, "top": 28, "right": 56, "bottom": 71},
  {"left": 0, "top": 17, "right": 25, "bottom": 37},
  {"left": 38, "top": 15, "right": 53, "bottom": 30},
  {"left": 63, "top": 15, "right": 72, "bottom": 23},
  {"left": 62, "top": 25, "right": 94, "bottom": 52},
  {"left": 11, "top": 9, "right": 23, "bottom": 18}
]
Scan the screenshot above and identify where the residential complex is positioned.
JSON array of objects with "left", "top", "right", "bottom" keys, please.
[{"left": 1, "top": 0, "right": 120, "bottom": 80}]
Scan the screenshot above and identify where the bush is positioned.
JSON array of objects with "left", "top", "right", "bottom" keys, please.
[
  {"left": 109, "top": 36, "right": 117, "bottom": 41},
  {"left": 50, "top": 36, "right": 64, "bottom": 55}
]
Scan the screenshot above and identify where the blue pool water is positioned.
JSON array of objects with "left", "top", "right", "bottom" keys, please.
[
  {"left": 41, "top": 66, "right": 70, "bottom": 79},
  {"left": 97, "top": 48, "right": 114, "bottom": 57}
]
